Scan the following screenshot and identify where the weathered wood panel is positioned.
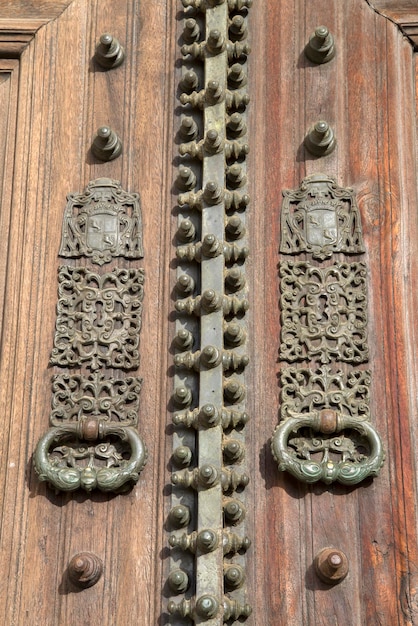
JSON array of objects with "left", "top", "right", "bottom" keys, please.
[
  {"left": 246, "top": 1, "right": 418, "bottom": 624},
  {"left": 0, "top": 1, "right": 175, "bottom": 624}
]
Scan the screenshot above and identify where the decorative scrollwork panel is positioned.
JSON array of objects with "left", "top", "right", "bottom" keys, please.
[
  {"left": 280, "top": 261, "right": 369, "bottom": 364},
  {"left": 271, "top": 366, "right": 384, "bottom": 485},
  {"left": 50, "top": 372, "right": 142, "bottom": 426},
  {"left": 280, "top": 366, "right": 371, "bottom": 421},
  {"left": 50, "top": 266, "right": 144, "bottom": 370}
]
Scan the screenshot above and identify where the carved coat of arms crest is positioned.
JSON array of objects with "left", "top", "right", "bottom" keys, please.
[{"left": 59, "top": 178, "right": 143, "bottom": 265}]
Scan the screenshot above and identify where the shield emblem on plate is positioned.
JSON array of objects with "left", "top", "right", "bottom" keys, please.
[
  {"left": 86, "top": 213, "right": 118, "bottom": 251},
  {"left": 306, "top": 206, "right": 337, "bottom": 247}
]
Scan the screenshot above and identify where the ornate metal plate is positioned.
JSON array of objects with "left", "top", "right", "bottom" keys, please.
[
  {"left": 271, "top": 366, "right": 384, "bottom": 485},
  {"left": 280, "top": 261, "right": 369, "bottom": 364},
  {"left": 50, "top": 266, "right": 144, "bottom": 370},
  {"left": 280, "top": 366, "right": 370, "bottom": 421},
  {"left": 34, "top": 424, "right": 147, "bottom": 492},
  {"left": 280, "top": 174, "right": 365, "bottom": 260},
  {"left": 34, "top": 372, "right": 146, "bottom": 492},
  {"left": 59, "top": 178, "right": 143, "bottom": 265},
  {"left": 50, "top": 372, "right": 142, "bottom": 426}
]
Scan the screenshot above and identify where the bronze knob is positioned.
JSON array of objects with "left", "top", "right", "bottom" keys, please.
[
  {"left": 68, "top": 552, "right": 103, "bottom": 588},
  {"left": 92, "top": 126, "right": 122, "bottom": 161},
  {"left": 314, "top": 547, "right": 349, "bottom": 584},
  {"left": 94, "top": 33, "right": 125, "bottom": 69},
  {"left": 305, "top": 26, "right": 335, "bottom": 64},
  {"left": 304, "top": 120, "right": 336, "bottom": 156}
]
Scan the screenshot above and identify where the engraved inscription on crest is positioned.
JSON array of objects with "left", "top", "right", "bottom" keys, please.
[
  {"left": 280, "top": 174, "right": 365, "bottom": 260},
  {"left": 59, "top": 178, "right": 143, "bottom": 265},
  {"left": 50, "top": 266, "right": 144, "bottom": 370},
  {"left": 280, "top": 260, "right": 369, "bottom": 364}
]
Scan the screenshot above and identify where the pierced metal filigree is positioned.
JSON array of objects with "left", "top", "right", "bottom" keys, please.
[
  {"left": 271, "top": 367, "right": 384, "bottom": 485},
  {"left": 50, "top": 372, "right": 142, "bottom": 426},
  {"left": 280, "top": 366, "right": 370, "bottom": 421},
  {"left": 280, "top": 174, "right": 365, "bottom": 260},
  {"left": 280, "top": 261, "right": 369, "bottom": 364},
  {"left": 50, "top": 266, "right": 144, "bottom": 370},
  {"left": 59, "top": 178, "right": 143, "bottom": 265},
  {"left": 34, "top": 373, "right": 147, "bottom": 492}
]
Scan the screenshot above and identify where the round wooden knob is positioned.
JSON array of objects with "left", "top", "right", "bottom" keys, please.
[
  {"left": 68, "top": 552, "right": 103, "bottom": 588},
  {"left": 314, "top": 547, "right": 349, "bottom": 584}
]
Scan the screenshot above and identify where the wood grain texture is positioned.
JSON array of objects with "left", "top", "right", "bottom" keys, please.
[
  {"left": 246, "top": 0, "right": 418, "bottom": 624},
  {"left": 369, "top": 0, "right": 418, "bottom": 49},
  {"left": 0, "top": 0, "right": 417, "bottom": 624},
  {"left": 0, "top": 0, "right": 73, "bottom": 20},
  {"left": 0, "top": 1, "right": 175, "bottom": 624}
]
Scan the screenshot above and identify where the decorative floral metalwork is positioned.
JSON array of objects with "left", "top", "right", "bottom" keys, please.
[
  {"left": 280, "top": 366, "right": 370, "bottom": 421},
  {"left": 59, "top": 178, "right": 143, "bottom": 265},
  {"left": 50, "top": 266, "right": 144, "bottom": 370},
  {"left": 280, "top": 174, "right": 365, "bottom": 260},
  {"left": 50, "top": 372, "right": 142, "bottom": 426},
  {"left": 272, "top": 413, "right": 384, "bottom": 485},
  {"left": 280, "top": 261, "right": 368, "bottom": 364},
  {"left": 34, "top": 372, "right": 147, "bottom": 492},
  {"left": 271, "top": 366, "right": 384, "bottom": 485},
  {"left": 34, "top": 424, "right": 147, "bottom": 492}
]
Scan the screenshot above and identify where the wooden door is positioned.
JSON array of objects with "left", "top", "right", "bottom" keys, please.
[{"left": 0, "top": 1, "right": 417, "bottom": 624}]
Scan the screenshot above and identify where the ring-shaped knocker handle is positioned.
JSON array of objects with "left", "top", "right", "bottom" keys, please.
[
  {"left": 34, "top": 424, "right": 147, "bottom": 492},
  {"left": 271, "top": 412, "right": 384, "bottom": 485}
]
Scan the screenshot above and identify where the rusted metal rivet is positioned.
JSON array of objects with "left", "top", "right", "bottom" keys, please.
[
  {"left": 314, "top": 547, "right": 349, "bottom": 584},
  {"left": 68, "top": 552, "right": 103, "bottom": 588}
]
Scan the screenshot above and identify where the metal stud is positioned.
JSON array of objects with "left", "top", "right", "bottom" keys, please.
[
  {"left": 91, "top": 126, "right": 122, "bottom": 161},
  {"left": 224, "top": 563, "right": 246, "bottom": 589},
  {"left": 226, "top": 112, "right": 247, "bottom": 138},
  {"left": 94, "top": 33, "right": 125, "bottom": 69},
  {"left": 67, "top": 552, "right": 103, "bottom": 588},
  {"left": 229, "top": 15, "right": 248, "bottom": 40},
  {"left": 228, "top": 63, "right": 247, "bottom": 88},
  {"left": 225, "top": 215, "right": 246, "bottom": 240},
  {"left": 176, "top": 218, "right": 196, "bottom": 243},
  {"left": 174, "top": 328, "right": 194, "bottom": 350},
  {"left": 183, "top": 18, "right": 201, "bottom": 43},
  {"left": 223, "top": 499, "right": 246, "bottom": 524},
  {"left": 304, "top": 120, "right": 336, "bottom": 156},
  {"left": 172, "top": 385, "right": 193, "bottom": 408},
  {"left": 175, "top": 274, "right": 196, "bottom": 296},
  {"left": 179, "top": 115, "right": 199, "bottom": 140},
  {"left": 180, "top": 69, "right": 199, "bottom": 93},
  {"left": 169, "top": 505, "right": 191, "bottom": 529},
  {"left": 314, "top": 548, "right": 349, "bottom": 584},
  {"left": 172, "top": 445, "right": 193, "bottom": 468},
  {"left": 206, "top": 29, "right": 225, "bottom": 54},
  {"left": 305, "top": 25, "right": 336, "bottom": 64},
  {"left": 168, "top": 569, "right": 190, "bottom": 594}
]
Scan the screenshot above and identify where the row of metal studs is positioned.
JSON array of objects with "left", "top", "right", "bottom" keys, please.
[{"left": 168, "top": 0, "right": 253, "bottom": 623}]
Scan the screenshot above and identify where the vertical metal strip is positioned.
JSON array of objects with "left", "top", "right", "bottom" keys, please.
[
  {"left": 196, "top": 4, "right": 227, "bottom": 623},
  {"left": 168, "top": 0, "right": 252, "bottom": 623}
]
